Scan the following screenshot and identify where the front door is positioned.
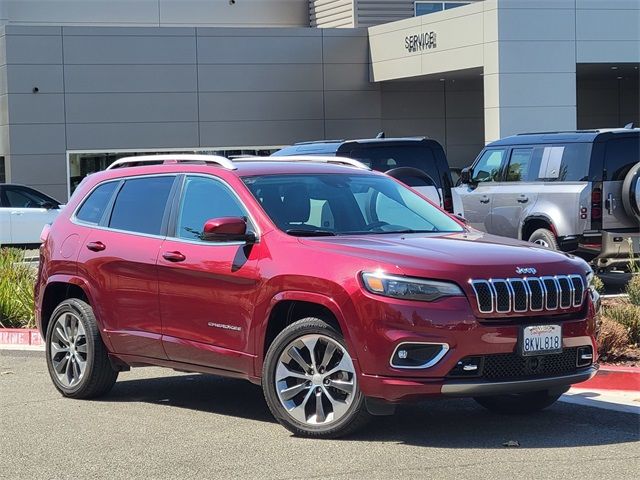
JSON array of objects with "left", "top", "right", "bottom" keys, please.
[
  {"left": 454, "top": 148, "right": 507, "bottom": 232},
  {"left": 158, "top": 175, "right": 262, "bottom": 373},
  {"left": 2, "top": 185, "right": 60, "bottom": 244}
]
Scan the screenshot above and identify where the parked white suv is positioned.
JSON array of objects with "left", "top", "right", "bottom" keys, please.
[{"left": 0, "top": 184, "right": 62, "bottom": 246}]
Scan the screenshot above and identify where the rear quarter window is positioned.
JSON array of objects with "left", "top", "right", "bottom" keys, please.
[
  {"left": 346, "top": 146, "right": 440, "bottom": 184},
  {"left": 76, "top": 181, "right": 118, "bottom": 224},
  {"left": 533, "top": 143, "right": 591, "bottom": 182},
  {"left": 604, "top": 137, "right": 640, "bottom": 180}
]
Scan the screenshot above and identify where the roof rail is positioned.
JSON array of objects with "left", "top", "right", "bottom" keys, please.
[
  {"left": 240, "top": 155, "right": 371, "bottom": 170},
  {"left": 106, "top": 154, "right": 236, "bottom": 171},
  {"left": 294, "top": 139, "right": 345, "bottom": 145},
  {"left": 515, "top": 130, "right": 599, "bottom": 136}
]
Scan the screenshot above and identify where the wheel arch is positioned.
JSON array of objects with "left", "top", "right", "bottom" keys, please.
[
  {"left": 521, "top": 215, "right": 556, "bottom": 241},
  {"left": 255, "top": 291, "right": 355, "bottom": 378}
]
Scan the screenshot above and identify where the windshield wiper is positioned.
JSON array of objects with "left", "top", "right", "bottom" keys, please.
[{"left": 286, "top": 229, "right": 336, "bottom": 237}]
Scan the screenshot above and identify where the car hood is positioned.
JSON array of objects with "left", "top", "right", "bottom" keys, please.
[{"left": 299, "top": 230, "right": 589, "bottom": 280}]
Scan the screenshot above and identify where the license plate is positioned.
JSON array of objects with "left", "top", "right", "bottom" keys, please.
[{"left": 520, "top": 325, "right": 562, "bottom": 356}]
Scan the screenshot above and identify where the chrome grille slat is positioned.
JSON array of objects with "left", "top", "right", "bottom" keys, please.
[{"left": 470, "top": 274, "right": 585, "bottom": 315}]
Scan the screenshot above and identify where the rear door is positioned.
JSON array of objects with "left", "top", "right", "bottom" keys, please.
[
  {"left": 76, "top": 175, "right": 177, "bottom": 359},
  {"left": 490, "top": 147, "right": 539, "bottom": 238},
  {"left": 602, "top": 136, "right": 640, "bottom": 229},
  {"left": 454, "top": 148, "right": 507, "bottom": 231},
  {"left": 3, "top": 186, "right": 60, "bottom": 244}
]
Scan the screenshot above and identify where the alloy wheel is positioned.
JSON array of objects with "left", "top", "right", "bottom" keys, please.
[
  {"left": 49, "top": 312, "right": 88, "bottom": 388},
  {"left": 275, "top": 334, "right": 356, "bottom": 426}
]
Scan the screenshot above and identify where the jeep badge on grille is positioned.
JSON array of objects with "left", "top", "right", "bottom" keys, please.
[{"left": 515, "top": 267, "right": 537, "bottom": 275}]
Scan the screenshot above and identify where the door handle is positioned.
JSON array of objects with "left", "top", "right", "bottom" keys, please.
[
  {"left": 517, "top": 195, "right": 529, "bottom": 203},
  {"left": 86, "top": 241, "right": 106, "bottom": 252},
  {"left": 10, "top": 211, "right": 23, "bottom": 215},
  {"left": 479, "top": 196, "right": 490, "bottom": 204},
  {"left": 162, "top": 251, "right": 186, "bottom": 263},
  {"left": 606, "top": 193, "right": 615, "bottom": 214}
]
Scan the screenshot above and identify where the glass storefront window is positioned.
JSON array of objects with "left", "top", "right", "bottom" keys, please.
[
  {"left": 67, "top": 147, "right": 281, "bottom": 196},
  {"left": 415, "top": 1, "right": 473, "bottom": 16},
  {"left": 0, "top": 157, "right": 5, "bottom": 183}
]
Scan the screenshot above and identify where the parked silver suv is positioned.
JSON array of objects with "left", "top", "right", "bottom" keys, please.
[{"left": 454, "top": 128, "right": 640, "bottom": 271}]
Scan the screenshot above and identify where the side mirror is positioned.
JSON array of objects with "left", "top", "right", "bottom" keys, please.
[
  {"left": 455, "top": 213, "right": 469, "bottom": 224},
  {"left": 202, "top": 217, "right": 256, "bottom": 243},
  {"left": 460, "top": 167, "right": 474, "bottom": 185}
]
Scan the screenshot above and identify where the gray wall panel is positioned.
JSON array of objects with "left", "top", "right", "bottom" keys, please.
[
  {"left": 8, "top": 153, "right": 67, "bottom": 185},
  {"left": 197, "top": 35, "right": 322, "bottom": 64},
  {"left": 381, "top": 90, "right": 445, "bottom": 119},
  {"left": 199, "top": 120, "right": 324, "bottom": 146},
  {"left": 0, "top": 94, "right": 8, "bottom": 125},
  {"left": 64, "top": 64, "right": 197, "bottom": 93},
  {"left": 8, "top": 93, "right": 65, "bottom": 124},
  {"left": 198, "top": 64, "right": 323, "bottom": 92},
  {"left": 9, "top": 124, "right": 66, "bottom": 154},
  {"left": 66, "top": 122, "right": 199, "bottom": 150},
  {"left": 324, "top": 118, "right": 382, "bottom": 139},
  {"left": 324, "top": 90, "right": 380, "bottom": 119},
  {"left": 63, "top": 35, "right": 196, "bottom": 64},
  {"left": 65, "top": 93, "right": 198, "bottom": 123},
  {"left": 199, "top": 92, "right": 324, "bottom": 122},
  {"left": 6, "top": 64, "right": 64, "bottom": 93},
  {"left": 322, "top": 33, "right": 369, "bottom": 64},
  {"left": 323, "top": 63, "right": 377, "bottom": 91},
  {"left": 5, "top": 34, "right": 62, "bottom": 64}
]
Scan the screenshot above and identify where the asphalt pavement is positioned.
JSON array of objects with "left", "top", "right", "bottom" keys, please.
[{"left": 1, "top": 350, "right": 638, "bottom": 480}]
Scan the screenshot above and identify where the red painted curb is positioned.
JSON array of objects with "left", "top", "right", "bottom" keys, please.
[
  {"left": 0, "top": 328, "right": 43, "bottom": 346},
  {"left": 578, "top": 366, "right": 640, "bottom": 392}
]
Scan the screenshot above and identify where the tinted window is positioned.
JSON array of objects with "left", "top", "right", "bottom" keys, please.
[
  {"left": 605, "top": 137, "right": 640, "bottom": 180},
  {"left": 76, "top": 181, "right": 118, "bottom": 225},
  {"left": 346, "top": 146, "right": 440, "bottom": 185},
  {"left": 176, "top": 176, "right": 246, "bottom": 241},
  {"left": 473, "top": 149, "right": 506, "bottom": 182},
  {"left": 109, "top": 176, "right": 175, "bottom": 235},
  {"left": 5, "top": 186, "right": 56, "bottom": 208},
  {"left": 244, "top": 174, "right": 462, "bottom": 235},
  {"left": 535, "top": 144, "right": 591, "bottom": 182},
  {"left": 505, "top": 148, "right": 534, "bottom": 182}
]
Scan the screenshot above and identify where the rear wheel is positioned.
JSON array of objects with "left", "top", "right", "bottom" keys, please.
[
  {"left": 474, "top": 390, "right": 563, "bottom": 414},
  {"left": 262, "top": 318, "right": 370, "bottom": 438},
  {"left": 528, "top": 228, "right": 559, "bottom": 250},
  {"left": 46, "top": 298, "right": 118, "bottom": 399}
]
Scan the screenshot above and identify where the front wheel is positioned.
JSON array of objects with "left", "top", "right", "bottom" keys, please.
[
  {"left": 474, "top": 390, "right": 564, "bottom": 414},
  {"left": 262, "top": 318, "right": 370, "bottom": 438},
  {"left": 46, "top": 298, "right": 118, "bottom": 399}
]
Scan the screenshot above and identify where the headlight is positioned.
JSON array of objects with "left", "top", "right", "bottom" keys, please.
[{"left": 361, "top": 272, "right": 463, "bottom": 302}]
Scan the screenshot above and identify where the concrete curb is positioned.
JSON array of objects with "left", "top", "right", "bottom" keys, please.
[{"left": 0, "top": 328, "right": 43, "bottom": 347}]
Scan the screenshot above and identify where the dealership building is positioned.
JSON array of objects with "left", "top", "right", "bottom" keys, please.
[{"left": 0, "top": 0, "right": 638, "bottom": 200}]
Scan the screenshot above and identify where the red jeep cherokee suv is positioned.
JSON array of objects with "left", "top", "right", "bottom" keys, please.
[{"left": 36, "top": 155, "right": 599, "bottom": 438}]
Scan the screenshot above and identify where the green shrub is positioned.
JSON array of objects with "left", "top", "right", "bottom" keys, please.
[
  {"left": 604, "top": 302, "right": 640, "bottom": 345},
  {"left": 597, "top": 316, "right": 630, "bottom": 359},
  {"left": 626, "top": 275, "right": 640, "bottom": 306},
  {"left": 0, "top": 248, "right": 36, "bottom": 328},
  {"left": 591, "top": 275, "right": 605, "bottom": 294}
]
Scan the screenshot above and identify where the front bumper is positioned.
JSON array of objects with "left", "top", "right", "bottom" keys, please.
[{"left": 360, "top": 365, "right": 598, "bottom": 402}]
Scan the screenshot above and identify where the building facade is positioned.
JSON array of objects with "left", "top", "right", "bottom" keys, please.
[{"left": 0, "top": 0, "right": 638, "bottom": 200}]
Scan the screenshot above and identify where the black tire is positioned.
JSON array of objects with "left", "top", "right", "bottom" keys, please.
[
  {"left": 45, "top": 298, "right": 118, "bottom": 399},
  {"left": 474, "top": 390, "right": 563, "bottom": 415},
  {"left": 262, "top": 317, "right": 371, "bottom": 438},
  {"left": 528, "top": 228, "right": 559, "bottom": 250},
  {"left": 621, "top": 162, "right": 640, "bottom": 221}
]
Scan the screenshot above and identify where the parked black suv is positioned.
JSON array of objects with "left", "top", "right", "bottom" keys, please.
[
  {"left": 273, "top": 136, "right": 455, "bottom": 212},
  {"left": 455, "top": 127, "right": 640, "bottom": 271}
]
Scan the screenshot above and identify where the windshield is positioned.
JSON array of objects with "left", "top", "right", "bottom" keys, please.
[{"left": 242, "top": 174, "right": 463, "bottom": 236}]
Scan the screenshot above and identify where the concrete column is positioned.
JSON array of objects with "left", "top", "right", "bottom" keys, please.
[{"left": 483, "top": 0, "right": 577, "bottom": 143}]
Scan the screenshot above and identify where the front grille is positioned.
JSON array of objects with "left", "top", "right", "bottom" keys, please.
[
  {"left": 470, "top": 274, "right": 585, "bottom": 314},
  {"left": 448, "top": 347, "right": 588, "bottom": 381}
]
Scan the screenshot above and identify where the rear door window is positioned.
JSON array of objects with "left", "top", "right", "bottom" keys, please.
[
  {"left": 108, "top": 176, "right": 175, "bottom": 235},
  {"left": 604, "top": 137, "right": 640, "bottom": 180},
  {"left": 76, "top": 181, "right": 118, "bottom": 225},
  {"left": 347, "top": 146, "right": 440, "bottom": 184},
  {"left": 505, "top": 148, "right": 534, "bottom": 182},
  {"left": 4, "top": 186, "right": 54, "bottom": 208}
]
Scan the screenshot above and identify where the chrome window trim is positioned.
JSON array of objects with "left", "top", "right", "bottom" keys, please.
[
  {"left": 490, "top": 278, "right": 511, "bottom": 313},
  {"left": 389, "top": 342, "right": 450, "bottom": 369},
  {"left": 470, "top": 279, "right": 494, "bottom": 313},
  {"left": 70, "top": 172, "right": 261, "bottom": 247}
]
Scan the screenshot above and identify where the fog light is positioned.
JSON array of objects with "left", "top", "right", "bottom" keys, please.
[
  {"left": 577, "top": 346, "right": 594, "bottom": 367},
  {"left": 390, "top": 342, "right": 449, "bottom": 369}
]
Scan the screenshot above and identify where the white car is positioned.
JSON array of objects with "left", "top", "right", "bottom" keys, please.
[{"left": 0, "top": 184, "right": 63, "bottom": 246}]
